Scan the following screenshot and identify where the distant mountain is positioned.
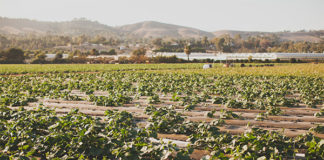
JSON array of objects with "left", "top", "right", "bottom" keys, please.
[
  {"left": 0, "top": 17, "right": 118, "bottom": 36},
  {"left": 0, "top": 17, "right": 323, "bottom": 42},
  {"left": 117, "top": 21, "right": 214, "bottom": 38},
  {"left": 276, "top": 31, "right": 324, "bottom": 42},
  {"left": 213, "top": 30, "right": 324, "bottom": 42}
]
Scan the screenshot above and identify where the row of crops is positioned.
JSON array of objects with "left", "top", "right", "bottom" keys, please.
[
  {"left": 0, "top": 63, "right": 322, "bottom": 76},
  {"left": 0, "top": 68, "right": 323, "bottom": 159},
  {"left": 1, "top": 72, "right": 322, "bottom": 111},
  {"left": 0, "top": 106, "right": 323, "bottom": 159},
  {"left": 0, "top": 64, "right": 205, "bottom": 75}
]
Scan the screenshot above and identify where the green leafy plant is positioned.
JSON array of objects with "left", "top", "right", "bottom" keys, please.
[
  {"left": 314, "top": 107, "right": 324, "bottom": 118},
  {"left": 0, "top": 107, "right": 192, "bottom": 159},
  {"left": 147, "top": 94, "right": 161, "bottom": 104},
  {"left": 219, "top": 109, "right": 240, "bottom": 119},
  {"left": 255, "top": 113, "right": 267, "bottom": 121},
  {"left": 310, "top": 125, "right": 324, "bottom": 134}
]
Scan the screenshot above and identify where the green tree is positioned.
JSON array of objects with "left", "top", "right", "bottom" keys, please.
[
  {"left": 201, "top": 36, "right": 209, "bottom": 48},
  {"left": 31, "top": 53, "right": 47, "bottom": 64},
  {"left": 0, "top": 48, "right": 25, "bottom": 64},
  {"left": 108, "top": 49, "right": 116, "bottom": 55},
  {"left": 289, "top": 58, "right": 297, "bottom": 63},
  {"left": 90, "top": 48, "right": 99, "bottom": 55},
  {"left": 130, "top": 48, "right": 147, "bottom": 63},
  {"left": 184, "top": 44, "right": 191, "bottom": 61},
  {"left": 100, "top": 49, "right": 117, "bottom": 55},
  {"left": 215, "top": 38, "right": 225, "bottom": 52},
  {"left": 131, "top": 48, "right": 146, "bottom": 56}
]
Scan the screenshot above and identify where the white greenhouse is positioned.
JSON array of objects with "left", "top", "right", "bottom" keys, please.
[
  {"left": 215, "top": 53, "right": 324, "bottom": 60},
  {"left": 216, "top": 53, "right": 324, "bottom": 61},
  {"left": 151, "top": 52, "right": 324, "bottom": 61}
]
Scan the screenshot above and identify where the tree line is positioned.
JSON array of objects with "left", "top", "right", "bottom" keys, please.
[
  {"left": 152, "top": 35, "right": 324, "bottom": 53},
  {"left": 0, "top": 34, "right": 323, "bottom": 53},
  {"left": 2, "top": 47, "right": 320, "bottom": 64}
]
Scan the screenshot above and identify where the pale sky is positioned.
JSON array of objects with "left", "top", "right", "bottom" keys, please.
[{"left": 0, "top": 0, "right": 323, "bottom": 32}]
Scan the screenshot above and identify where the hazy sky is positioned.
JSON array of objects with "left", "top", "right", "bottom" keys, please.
[{"left": 0, "top": 0, "right": 323, "bottom": 32}]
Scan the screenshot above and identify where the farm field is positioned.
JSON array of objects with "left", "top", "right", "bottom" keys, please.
[
  {"left": 0, "top": 63, "right": 205, "bottom": 75},
  {"left": 0, "top": 63, "right": 298, "bottom": 75},
  {"left": 0, "top": 63, "right": 323, "bottom": 159}
]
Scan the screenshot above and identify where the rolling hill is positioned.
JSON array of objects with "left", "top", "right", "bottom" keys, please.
[
  {"left": 0, "top": 17, "right": 118, "bottom": 36},
  {"left": 213, "top": 30, "right": 324, "bottom": 42},
  {"left": 117, "top": 21, "right": 214, "bottom": 38},
  {"left": 0, "top": 17, "right": 323, "bottom": 42}
]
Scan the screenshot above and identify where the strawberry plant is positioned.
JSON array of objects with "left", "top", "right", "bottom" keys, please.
[
  {"left": 255, "top": 113, "right": 267, "bottom": 121},
  {"left": 314, "top": 107, "right": 324, "bottom": 118},
  {"left": 147, "top": 94, "right": 161, "bottom": 104},
  {"left": 219, "top": 109, "right": 240, "bottom": 119},
  {"left": 0, "top": 107, "right": 193, "bottom": 159},
  {"left": 145, "top": 105, "right": 193, "bottom": 134}
]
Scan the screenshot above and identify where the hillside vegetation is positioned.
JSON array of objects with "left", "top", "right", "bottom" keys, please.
[{"left": 1, "top": 17, "right": 323, "bottom": 42}]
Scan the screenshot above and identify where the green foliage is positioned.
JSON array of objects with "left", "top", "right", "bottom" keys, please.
[
  {"left": 147, "top": 94, "right": 160, "bottom": 104},
  {"left": 89, "top": 94, "right": 132, "bottom": 106},
  {"left": 145, "top": 105, "right": 194, "bottom": 134},
  {"left": 0, "top": 68, "right": 323, "bottom": 159},
  {"left": 219, "top": 109, "right": 240, "bottom": 119},
  {"left": 229, "top": 128, "right": 295, "bottom": 159},
  {"left": 314, "top": 107, "right": 324, "bottom": 118},
  {"left": 310, "top": 125, "right": 324, "bottom": 134},
  {"left": 132, "top": 48, "right": 146, "bottom": 56},
  {"left": 265, "top": 105, "right": 282, "bottom": 115},
  {"left": 0, "top": 107, "right": 192, "bottom": 159},
  {"left": 207, "top": 110, "right": 216, "bottom": 118},
  {"left": 211, "top": 96, "right": 226, "bottom": 104},
  {"left": 107, "top": 49, "right": 117, "bottom": 55},
  {"left": 152, "top": 55, "right": 185, "bottom": 63},
  {"left": 187, "top": 120, "right": 228, "bottom": 149},
  {"left": 295, "top": 133, "right": 324, "bottom": 159},
  {"left": 184, "top": 44, "right": 191, "bottom": 61},
  {"left": 0, "top": 48, "right": 25, "bottom": 64},
  {"left": 255, "top": 113, "right": 267, "bottom": 121}
]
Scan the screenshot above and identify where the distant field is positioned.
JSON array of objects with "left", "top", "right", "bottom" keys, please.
[
  {"left": 0, "top": 63, "right": 322, "bottom": 77},
  {"left": 147, "top": 63, "right": 324, "bottom": 77},
  {"left": 0, "top": 63, "right": 203, "bottom": 74}
]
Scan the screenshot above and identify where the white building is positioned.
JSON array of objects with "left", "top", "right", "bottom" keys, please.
[
  {"left": 87, "top": 54, "right": 131, "bottom": 60},
  {"left": 151, "top": 52, "right": 324, "bottom": 61},
  {"left": 152, "top": 52, "right": 217, "bottom": 60},
  {"left": 45, "top": 54, "right": 69, "bottom": 61}
]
